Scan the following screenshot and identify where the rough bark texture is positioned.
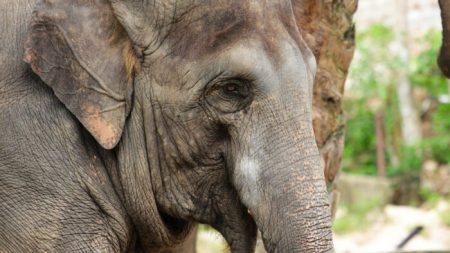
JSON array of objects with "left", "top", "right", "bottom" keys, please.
[{"left": 293, "top": 0, "right": 357, "bottom": 188}]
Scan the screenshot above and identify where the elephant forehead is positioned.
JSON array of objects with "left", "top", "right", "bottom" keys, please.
[{"left": 163, "top": 0, "right": 296, "bottom": 61}]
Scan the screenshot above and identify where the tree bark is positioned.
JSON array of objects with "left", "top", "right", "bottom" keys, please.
[{"left": 292, "top": 0, "right": 357, "bottom": 191}]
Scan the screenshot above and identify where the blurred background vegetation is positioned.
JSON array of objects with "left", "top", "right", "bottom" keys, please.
[
  {"left": 333, "top": 22, "right": 450, "bottom": 250},
  {"left": 343, "top": 25, "right": 449, "bottom": 178}
]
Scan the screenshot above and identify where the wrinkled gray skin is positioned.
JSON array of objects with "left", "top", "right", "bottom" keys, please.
[{"left": 0, "top": 0, "right": 333, "bottom": 252}]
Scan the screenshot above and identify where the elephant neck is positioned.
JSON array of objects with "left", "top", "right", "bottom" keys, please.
[{"left": 112, "top": 88, "right": 192, "bottom": 251}]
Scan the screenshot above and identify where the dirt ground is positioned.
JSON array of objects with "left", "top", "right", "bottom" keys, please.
[{"left": 334, "top": 202, "right": 450, "bottom": 253}]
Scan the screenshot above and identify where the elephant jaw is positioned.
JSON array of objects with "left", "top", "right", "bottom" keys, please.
[{"left": 208, "top": 191, "right": 258, "bottom": 253}]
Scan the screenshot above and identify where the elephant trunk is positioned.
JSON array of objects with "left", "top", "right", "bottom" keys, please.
[
  {"left": 256, "top": 152, "right": 333, "bottom": 252},
  {"left": 232, "top": 107, "right": 334, "bottom": 253}
]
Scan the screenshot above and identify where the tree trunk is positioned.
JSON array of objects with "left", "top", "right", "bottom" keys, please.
[
  {"left": 292, "top": 0, "right": 358, "bottom": 196},
  {"left": 394, "top": 0, "right": 422, "bottom": 145}
]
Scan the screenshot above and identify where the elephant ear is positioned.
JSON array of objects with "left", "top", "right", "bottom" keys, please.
[{"left": 24, "top": 0, "right": 139, "bottom": 149}]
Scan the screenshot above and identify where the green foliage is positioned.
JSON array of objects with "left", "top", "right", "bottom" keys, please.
[
  {"left": 344, "top": 24, "right": 449, "bottom": 178},
  {"left": 333, "top": 197, "right": 383, "bottom": 234},
  {"left": 423, "top": 104, "right": 450, "bottom": 164},
  {"left": 349, "top": 24, "right": 397, "bottom": 99},
  {"left": 342, "top": 99, "right": 377, "bottom": 175},
  {"left": 423, "top": 137, "right": 450, "bottom": 165},
  {"left": 440, "top": 208, "right": 450, "bottom": 227},
  {"left": 410, "top": 31, "right": 448, "bottom": 96},
  {"left": 410, "top": 30, "right": 450, "bottom": 165},
  {"left": 343, "top": 24, "right": 402, "bottom": 176},
  {"left": 419, "top": 188, "right": 442, "bottom": 208},
  {"left": 387, "top": 145, "right": 423, "bottom": 177},
  {"left": 419, "top": 189, "right": 450, "bottom": 226}
]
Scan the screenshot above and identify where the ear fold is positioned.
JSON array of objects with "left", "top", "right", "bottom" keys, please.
[{"left": 24, "top": 0, "right": 139, "bottom": 149}]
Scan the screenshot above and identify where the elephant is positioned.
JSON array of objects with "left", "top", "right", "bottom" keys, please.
[
  {"left": 438, "top": 0, "right": 450, "bottom": 77},
  {"left": 0, "top": 0, "right": 334, "bottom": 252}
]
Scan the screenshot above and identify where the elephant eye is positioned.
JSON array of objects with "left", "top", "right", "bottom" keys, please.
[
  {"left": 205, "top": 78, "right": 253, "bottom": 113},
  {"left": 223, "top": 81, "right": 250, "bottom": 98},
  {"left": 225, "top": 83, "right": 238, "bottom": 93}
]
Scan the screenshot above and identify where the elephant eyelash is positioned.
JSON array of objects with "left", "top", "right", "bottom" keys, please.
[{"left": 206, "top": 69, "right": 256, "bottom": 86}]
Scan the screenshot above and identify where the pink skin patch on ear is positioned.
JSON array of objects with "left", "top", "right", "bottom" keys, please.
[{"left": 83, "top": 104, "right": 120, "bottom": 149}]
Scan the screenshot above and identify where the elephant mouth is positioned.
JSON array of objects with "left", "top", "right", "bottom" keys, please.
[
  {"left": 208, "top": 200, "right": 257, "bottom": 252},
  {"left": 230, "top": 209, "right": 257, "bottom": 252},
  {"left": 159, "top": 210, "right": 194, "bottom": 241}
]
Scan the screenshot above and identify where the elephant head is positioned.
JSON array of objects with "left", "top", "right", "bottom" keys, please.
[
  {"left": 24, "top": 0, "right": 333, "bottom": 252},
  {"left": 438, "top": 0, "right": 450, "bottom": 77}
]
